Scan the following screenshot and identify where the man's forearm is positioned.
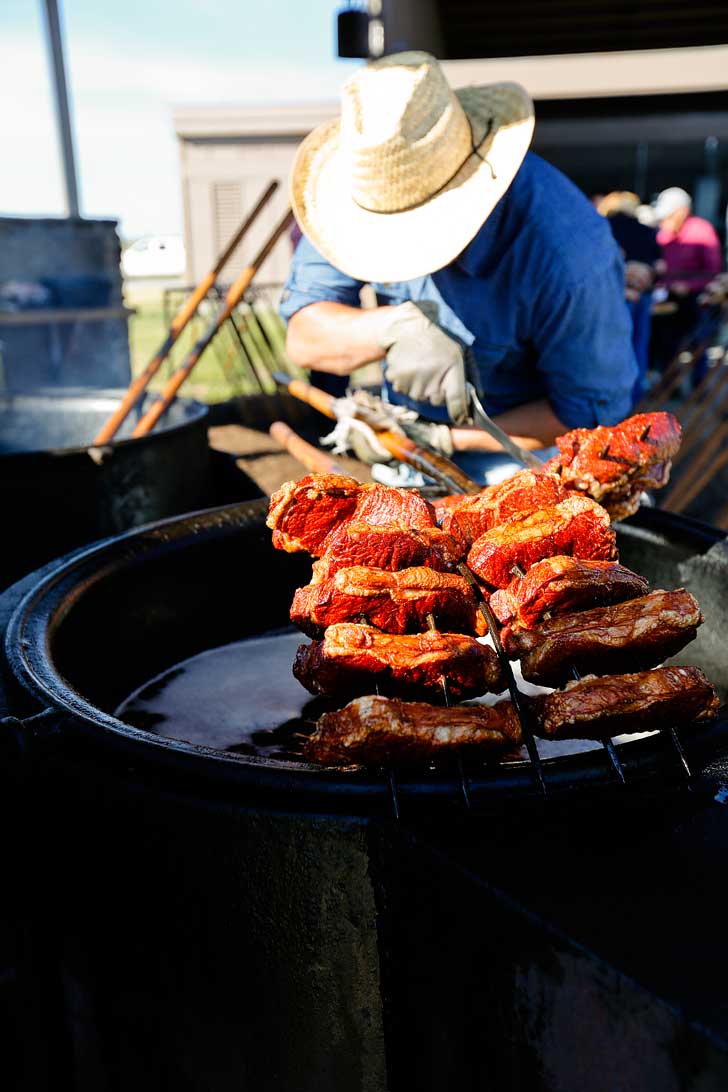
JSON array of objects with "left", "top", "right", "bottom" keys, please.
[
  {"left": 286, "top": 301, "right": 396, "bottom": 375},
  {"left": 451, "top": 399, "right": 568, "bottom": 452}
]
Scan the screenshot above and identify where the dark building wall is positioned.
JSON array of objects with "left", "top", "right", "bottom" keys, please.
[{"left": 533, "top": 93, "right": 728, "bottom": 238}]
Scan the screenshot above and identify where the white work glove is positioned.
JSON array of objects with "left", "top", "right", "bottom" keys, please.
[
  {"left": 322, "top": 416, "right": 394, "bottom": 466},
  {"left": 378, "top": 301, "right": 470, "bottom": 426},
  {"left": 401, "top": 419, "right": 454, "bottom": 456}
]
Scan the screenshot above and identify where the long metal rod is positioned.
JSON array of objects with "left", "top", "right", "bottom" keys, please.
[
  {"left": 426, "top": 612, "right": 471, "bottom": 809},
  {"left": 663, "top": 418, "right": 728, "bottom": 512},
  {"left": 42, "top": 0, "right": 79, "bottom": 217},
  {"left": 457, "top": 563, "right": 547, "bottom": 796},
  {"left": 570, "top": 664, "right": 626, "bottom": 784}
]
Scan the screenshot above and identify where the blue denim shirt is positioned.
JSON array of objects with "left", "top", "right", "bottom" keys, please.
[{"left": 280, "top": 153, "right": 638, "bottom": 429}]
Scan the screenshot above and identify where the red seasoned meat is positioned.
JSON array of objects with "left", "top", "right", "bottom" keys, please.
[
  {"left": 311, "top": 520, "right": 463, "bottom": 582},
  {"left": 544, "top": 412, "right": 681, "bottom": 520},
  {"left": 441, "top": 469, "right": 567, "bottom": 550},
  {"left": 293, "top": 623, "right": 504, "bottom": 702},
  {"left": 267, "top": 474, "right": 361, "bottom": 554},
  {"left": 467, "top": 495, "right": 617, "bottom": 588},
  {"left": 266, "top": 474, "right": 437, "bottom": 556},
  {"left": 433, "top": 493, "right": 470, "bottom": 525},
  {"left": 354, "top": 482, "right": 436, "bottom": 529},
  {"left": 502, "top": 588, "right": 703, "bottom": 686},
  {"left": 290, "top": 565, "right": 484, "bottom": 638},
  {"left": 529, "top": 665, "right": 719, "bottom": 740},
  {"left": 304, "top": 694, "right": 522, "bottom": 766},
  {"left": 489, "top": 556, "right": 649, "bottom": 629}
]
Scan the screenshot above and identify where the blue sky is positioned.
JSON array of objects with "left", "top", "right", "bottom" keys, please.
[{"left": 0, "top": 0, "right": 358, "bottom": 239}]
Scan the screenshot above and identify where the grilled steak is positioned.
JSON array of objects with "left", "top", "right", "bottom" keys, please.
[
  {"left": 293, "top": 623, "right": 504, "bottom": 702},
  {"left": 267, "top": 474, "right": 437, "bottom": 556},
  {"left": 544, "top": 411, "right": 681, "bottom": 520},
  {"left": 433, "top": 493, "right": 470, "bottom": 525},
  {"left": 467, "top": 495, "right": 617, "bottom": 588},
  {"left": 529, "top": 665, "right": 719, "bottom": 740},
  {"left": 290, "top": 565, "right": 483, "bottom": 638},
  {"left": 441, "top": 469, "right": 567, "bottom": 551},
  {"left": 489, "top": 556, "right": 649, "bottom": 629},
  {"left": 502, "top": 588, "right": 703, "bottom": 686},
  {"left": 304, "top": 694, "right": 522, "bottom": 766},
  {"left": 311, "top": 520, "right": 463, "bottom": 582}
]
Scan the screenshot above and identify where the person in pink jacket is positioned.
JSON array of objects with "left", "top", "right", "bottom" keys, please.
[{"left": 651, "top": 187, "right": 724, "bottom": 379}]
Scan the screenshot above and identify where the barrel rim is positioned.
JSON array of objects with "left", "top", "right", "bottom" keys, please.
[
  {"left": 4, "top": 500, "right": 727, "bottom": 813},
  {"left": 0, "top": 386, "right": 209, "bottom": 457}
]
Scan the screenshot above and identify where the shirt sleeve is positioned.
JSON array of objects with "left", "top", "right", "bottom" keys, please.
[
  {"left": 531, "top": 254, "right": 639, "bottom": 428},
  {"left": 279, "top": 235, "right": 365, "bottom": 323}
]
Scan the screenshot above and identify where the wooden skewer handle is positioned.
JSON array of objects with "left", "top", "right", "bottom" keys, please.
[
  {"left": 283, "top": 378, "right": 337, "bottom": 419},
  {"left": 274, "top": 373, "right": 481, "bottom": 495},
  {"left": 93, "top": 180, "right": 280, "bottom": 446},
  {"left": 269, "top": 421, "right": 350, "bottom": 476},
  {"left": 131, "top": 209, "right": 294, "bottom": 438}
]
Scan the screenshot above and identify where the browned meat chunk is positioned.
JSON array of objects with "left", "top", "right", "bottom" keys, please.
[
  {"left": 441, "top": 469, "right": 567, "bottom": 551},
  {"left": 529, "top": 665, "right": 719, "bottom": 740},
  {"left": 290, "top": 566, "right": 483, "bottom": 638},
  {"left": 303, "top": 694, "right": 522, "bottom": 766},
  {"left": 293, "top": 623, "right": 504, "bottom": 702},
  {"left": 489, "top": 556, "right": 649, "bottom": 629},
  {"left": 433, "top": 493, "right": 469, "bottom": 525},
  {"left": 266, "top": 474, "right": 436, "bottom": 556},
  {"left": 544, "top": 412, "right": 681, "bottom": 521},
  {"left": 311, "top": 520, "right": 463, "bottom": 582},
  {"left": 503, "top": 588, "right": 703, "bottom": 686},
  {"left": 467, "top": 495, "right": 617, "bottom": 588}
]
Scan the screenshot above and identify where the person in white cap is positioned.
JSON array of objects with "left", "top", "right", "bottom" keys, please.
[
  {"left": 653, "top": 187, "right": 723, "bottom": 299},
  {"left": 280, "top": 52, "right": 638, "bottom": 482},
  {"left": 651, "top": 187, "right": 723, "bottom": 377}
]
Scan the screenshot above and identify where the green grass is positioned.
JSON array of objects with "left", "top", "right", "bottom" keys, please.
[
  {"left": 126, "top": 285, "right": 381, "bottom": 404},
  {"left": 126, "top": 289, "right": 300, "bottom": 403}
]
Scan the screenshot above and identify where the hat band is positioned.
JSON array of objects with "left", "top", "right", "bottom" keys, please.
[{"left": 351, "top": 117, "right": 495, "bottom": 216}]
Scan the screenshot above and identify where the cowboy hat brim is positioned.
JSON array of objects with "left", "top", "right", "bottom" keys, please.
[{"left": 290, "top": 82, "right": 534, "bottom": 284}]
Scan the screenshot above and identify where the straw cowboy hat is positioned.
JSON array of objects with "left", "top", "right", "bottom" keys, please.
[{"left": 290, "top": 51, "right": 534, "bottom": 283}]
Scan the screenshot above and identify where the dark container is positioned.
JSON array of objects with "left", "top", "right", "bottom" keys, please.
[
  {"left": 0, "top": 388, "right": 212, "bottom": 589},
  {"left": 3, "top": 503, "right": 728, "bottom": 1091}
]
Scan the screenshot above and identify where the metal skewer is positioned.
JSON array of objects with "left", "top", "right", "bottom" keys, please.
[
  {"left": 664, "top": 725, "right": 692, "bottom": 780},
  {"left": 570, "top": 665, "right": 626, "bottom": 785},
  {"left": 509, "top": 562, "right": 627, "bottom": 785},
  {"left": 457, "top": 563, "right": 547, "bottom": 796},
  {"left": 426, "top": 612, "right": 471, "bottom": 809},
  {"left": 374, "top": 679, "right": 401, "bottom": 819}
]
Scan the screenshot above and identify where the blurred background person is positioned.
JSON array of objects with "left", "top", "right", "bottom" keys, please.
[
  {"left": 598, "top": 191, "right": 662, "bottom": 402},
  {"left": 650, "top": 187, "right": 724, "bottom": 381}
]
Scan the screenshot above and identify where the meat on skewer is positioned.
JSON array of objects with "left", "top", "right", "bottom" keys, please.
[
  {"left": 293, "top": 623, "right": 505, "bottom": 703},
  {"left": 303, "top": 694, "right": 522, "bottom": 766},
  {"left": 544, "top": 411, "right": 681, "bottom": 521},
  {"left": 267, "top": 474, "right": 436, "bottom": 556},
  {"left": 439, "top": 468, "right": 567, "bottom": 551},
  {"left": 432, "top": 492, "right": 470, "bottom": 525},
  {"left": 311, "top": 520, "right": 463, "bottom": 582},
  {"left": 290, "top": 565, "right": 485, "bottom": 638},
  {"left": 503, "top": 588, "right": 703, "bottom": 686},
  {"left": 529, "top": 665, "right": 719, "bottom": 741},
  {"left": 467, "top": 494, "right": 617, "bottom": 588},
  {"left": 489, "top": 555, "right": 649, "bottom": 629}
]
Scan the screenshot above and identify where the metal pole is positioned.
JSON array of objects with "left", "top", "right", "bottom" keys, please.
[{"left": 41, "top": 0, "right": 80, "bottom": 217}]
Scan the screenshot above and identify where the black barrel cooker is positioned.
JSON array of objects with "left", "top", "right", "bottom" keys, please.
[
  {"left": 2, "top": 499, "right": 728, "bottom": 1091},
  {"left": 0, "top": 388, "right": 213, "bottom": 590}
]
